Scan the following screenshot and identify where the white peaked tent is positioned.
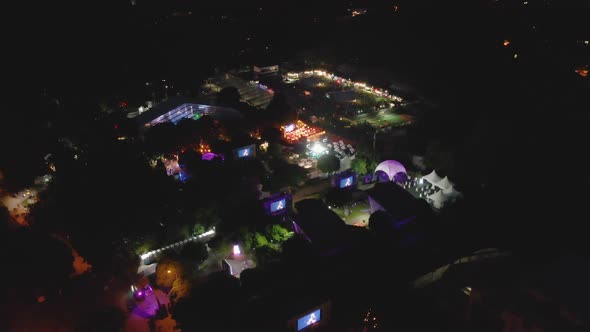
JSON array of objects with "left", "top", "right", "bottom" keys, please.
[
  {"left": 427, "top": 190, "right": 448, "bottom": 209},
  {"left": 442, "top": 185, "right": 458, "bottom": 196},
  {"left": 423, "top": 170, "right": 442, "bottom": 185},
  {"left": 437, "top": 176, "right": 454, "bottom": 190}
]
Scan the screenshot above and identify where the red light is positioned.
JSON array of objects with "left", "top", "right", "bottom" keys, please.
[
  {"left": 120, "top": 101, "right": 127, "bottom": 107},
  {"left": 114, "top": 124, "right": 119, "bottom": 129}
]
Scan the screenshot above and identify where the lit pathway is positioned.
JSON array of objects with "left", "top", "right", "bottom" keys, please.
[{"left": 139, "top": 229, "right": 215, "bottom": 263}]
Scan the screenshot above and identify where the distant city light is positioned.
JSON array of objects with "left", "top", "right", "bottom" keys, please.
[
  {"left": 575, "top": 65, "right": 589, "bottom": 77},
  {"left": 503, "top": 39, "right": 510, "bottom": 47}
]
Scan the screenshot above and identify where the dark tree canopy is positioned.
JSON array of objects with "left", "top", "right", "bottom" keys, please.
[
  {"left": 264, "top": 92, "right": 297, "bottom": 124},
  {"left": 180, "top": 241, "right": 208, "bottom": 263},
  {"left": 317, "top": 154, "right": 340, "bottom": 173},
  {"left": 368, "top": 210, "right": 392, "bottom": 235},
  {"left": 216, "top": 86, "right": 241, "bottom": 108},
  {"left": 261, "top": 127, "right": 282, "bottom": 143},
  {"left": 172, "top": 273, "right": 241, "bottom": 331},
  {"left": 4, "top": 229, "right": 74, "bottom": 295},
  {"left": 75, "top": 306, "right": 127, "bottom": 332}
]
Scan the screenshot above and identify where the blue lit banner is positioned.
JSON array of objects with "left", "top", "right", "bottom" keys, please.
[
  {"left": 234, "top": 144, "right": 256, "bottom": 159},
  {"left": 237, "top": 147, "right": 252, "bottom": 158},
  {"left": 263, "top": 194, "right": 292, "bottom": 216},
  {"left": 297, "top": 309, "right": 321, "bottom": 331},
  {"left": 339, "top": 176, "right": 353, "bottom": 188},
  {"left": 270, "top": 198, "right": 286, "bottom": 213}
]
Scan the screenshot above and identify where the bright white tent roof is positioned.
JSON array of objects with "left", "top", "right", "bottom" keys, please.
[
  {"left": 427, "top": 190, "right": 448, "bottom": 209},
  {"left": 423, "top": 170, "right": 442, "bottom": 184},
  {"left": 437, "top": 176, "right": 454, "bottom": 190},
  {"left": 442, "top": 185, "right": 457, "bottom": 195},
  {"left": 374, "top": 160, "right": 407, "bottom": 181}
]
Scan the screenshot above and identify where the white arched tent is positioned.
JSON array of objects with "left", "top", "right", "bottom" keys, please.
[
  {"left": 374, "top": 160, "right": 407, "bottom": 182},
  {"left": 422, "top": 170, "right": 442, "bottom": 185}
]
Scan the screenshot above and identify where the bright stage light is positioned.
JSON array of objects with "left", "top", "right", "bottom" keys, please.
[{"left": 311, "top": 142, "right": 326, "bottom": 154}]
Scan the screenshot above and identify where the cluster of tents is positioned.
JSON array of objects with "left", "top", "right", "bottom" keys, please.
[
  {"left": 422, "top": 170, "right": 461, "bottom": 209},
  {"left": 372, "top": 160, "right": 461, "bottom": 210}
]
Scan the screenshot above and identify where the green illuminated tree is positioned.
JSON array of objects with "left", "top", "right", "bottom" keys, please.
[
  {"left": 266, "top": 224, "right": 293, "bottom": 243},
  {"left": 193, "top": 223, "right": 206, "bottom": 236},
  {"left": 254, "top": 232, "right": 269, "bottom": 248},
  {"left": 351, "top": 157, "right": 368, "bottom": 175}
]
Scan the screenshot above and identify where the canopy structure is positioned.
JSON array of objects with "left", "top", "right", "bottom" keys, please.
[
  {"left": 427, "top": 190, "right": 448, "bottom": 209},
  {"left": 442, "top": 185, "right": 457, "bottom": 195},
  {"left": 374, "top": 160, "right": 407, "bottom": 182},
  {"left": 437, "top": 176, "right": 454, "bottom": 190},
  {"left": 422, "top": 170, "right": 442, "bottom": 185}
]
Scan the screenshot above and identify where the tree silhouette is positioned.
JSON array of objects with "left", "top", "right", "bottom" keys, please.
[
  {"left": 317, "top": 154, "right": 340, "bottom": 173},
  {"left": 75, "top": 306, "right": 127, "bottom": 332},
  {"left": 217, "top": 86, "right": 240, "bottom": 108},
  {"left": 172, "top": 272, "right": 241, "bottom": 331}
]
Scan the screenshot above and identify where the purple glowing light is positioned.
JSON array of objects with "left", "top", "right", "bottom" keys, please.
[
  {"left": 202, "top": 152, "right": 216, "bottom": 161},
  {"left": 374, "top": 160, "right": 407, "bottom": 182},
  {"left": 137, "top": 291, "right": 143, "bottom": 296}
]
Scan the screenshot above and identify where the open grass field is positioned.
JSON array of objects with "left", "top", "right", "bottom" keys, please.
[{"left": 354, "top": 111, "right": 412, "bottom": 129}]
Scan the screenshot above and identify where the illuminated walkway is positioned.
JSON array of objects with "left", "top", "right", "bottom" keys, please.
[{"left": 139, "top": 228, "right": 215, "bottom": 262}]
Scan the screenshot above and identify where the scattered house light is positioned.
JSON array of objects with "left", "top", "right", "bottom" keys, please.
[{"left": 575, "top": 65, "right": 589, "bottom": 77}]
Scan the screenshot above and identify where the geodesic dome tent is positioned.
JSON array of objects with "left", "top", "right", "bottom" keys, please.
[{"left": 374, "top": 160, "right": 407, "bottom": 182}]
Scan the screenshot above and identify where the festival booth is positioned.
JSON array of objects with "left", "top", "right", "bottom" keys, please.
[
  {"left": 422, "top": 170, "right": 442, "bottom": 186},
  {"left": 427, "top": 190, "right": 448, "bottom": 209},
  {"left": 374, "top": 160, "right": 407, "bottom": 183}
]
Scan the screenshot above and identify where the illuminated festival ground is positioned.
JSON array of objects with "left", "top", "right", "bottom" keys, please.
[
  {"left": 354, "top": 111, "right": 413, "bottom": 129},
  {"left": 283, "top": 70, "right": 413, "bottom": 130},
  {"left": 331, "top": 201, "right": 371, "bottom": 227}
]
